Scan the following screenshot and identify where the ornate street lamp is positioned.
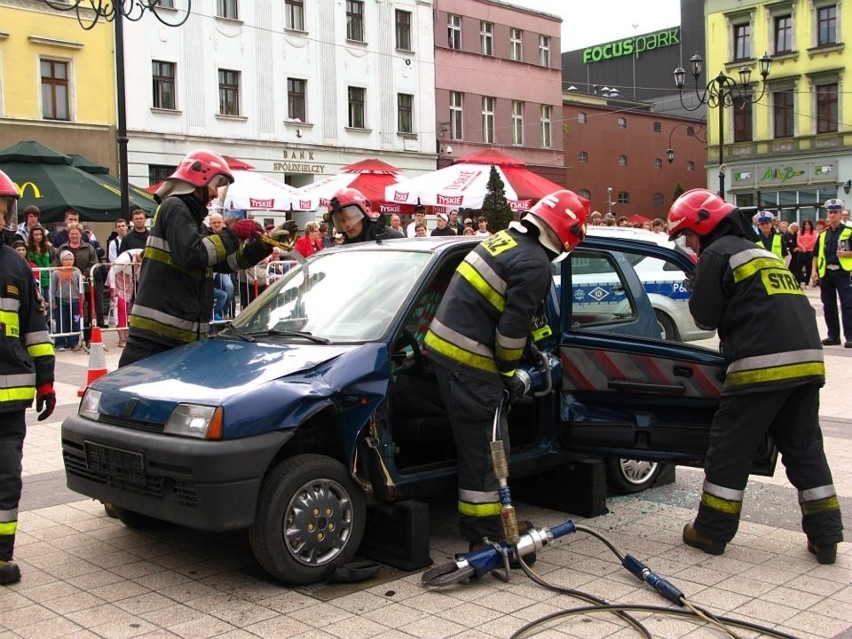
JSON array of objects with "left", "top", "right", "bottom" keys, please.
[
  {"left": 43, "top": 0, "right": 192, "bottom": 219},
  {"left": 665, "top": 122, "right": 706, "bottom": 164},
  {"left": 674, "top": 52, "right": 772, "bottom": 197}
]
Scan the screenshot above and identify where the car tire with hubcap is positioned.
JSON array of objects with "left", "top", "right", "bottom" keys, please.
[
  {"left": 606, "top": 457, "right": 666, "bottom": 494},
  {"left": 654, "top": 310, "right": 678, "bottom": 342},
  {"left": 249, "top": 454, "right": 366, "bottom": 584}
]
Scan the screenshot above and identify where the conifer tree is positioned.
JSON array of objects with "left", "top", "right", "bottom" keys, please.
[{"left": 481, "top": 166, "right": 514, "bottom": 233}]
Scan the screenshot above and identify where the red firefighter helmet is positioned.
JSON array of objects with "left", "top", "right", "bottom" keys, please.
[
  {"left": 0, "top": 169, "right": 20, "bottom": 232},
  {"left": 156, "top": 149, "right": 234, "bottom": 202},
  {"left": 522, "top": 189, "right": 590, "bottom": 254},
  {"left": 667, "top": 188, "right": 736, "bottom": 240},
  {"left": 328, "top": 187, "right": 377, "bottom": 234}
]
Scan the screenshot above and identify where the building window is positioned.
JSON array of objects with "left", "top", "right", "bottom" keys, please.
[
  {"left": 40, "top": 59, "right": 69, "bottom": 120},
  {"left": 216, "top": 0, "right": 238, "bottom": 19},
  {"left": 578, "top": 151, "right": 588, "bottom": 163},
  {"left": 449, "top": 91, "right": 463, "bottom": 139},
  {"left": 482, "top": 96, "right": 495, "bottom": 144},
  {"left": 578, "top": 112, "right": 587, "bottom": 124},
  {"left": 653, "top": 121, "right": 662, "bottom": 133},
  {"left": 398, "top": 93, "right": 413, "bottom": 133},
  {"left": 618, "top": 154, "right": 628, "bottom": 167},
  {"left": 617, "top": 117, "right": 626, "bottom": 128},
  {"left": 510, "top": 28, "right": 523, "bottom": 61},
  {"left": 149, "top": 164, "right": 174, "bottom": 185},
  {"left": 348, "top": 86, "right": 365, "bottom": 128},
  {"left": 346, "top": 0, "right": 364, "bottom": 42},
  {"left": 774, "top": 14, "right": 792, "bottom": 53},
  {"left": 157, "top": 0, "right": 174, "bottom": 8},
  {"left": 816, "top": 83, "right": 838, "bottom": 133},
  {"left": 653, "top": 193, "right": 665, "bottom": 206},
  {"left": 218, "top": 69, "right": 240, "bottom": 115},
  {"left": 480, "top": 21, "right": 493, "bottom": 56},
  {"left": 287, "top": 78, "right": 306, "bottom": 121},
  {"left": 579, "top": 189, "right": 591, "bottom": 200},
  {"left": 285, "top": 0, "right": 304, "bottom": 31},
  {"left": 395, "top": 10, "right": 411, "bottom": 50},
  {"left": 617, "top": 191, "right": 630, "bottom": 205},
  {"left": 773, "top": 89, "right": 794, "bottom": 138},
  {"left": 687, "top": 161, "right": 695, "bottom": 171},
  {"left": 733, "top": 95, "right": 753, "bottom": 142},
  {"left": 654, "top": 158, "right": 663, "bottom": 169},
  {"left": 511, "top": 100, "right": 524, "bottom": 145},
  {"left": 448, "top": 14, "right": 461, "bottom": 50},
  {"left": 733, "top": 22, "right": 751, "bottom": 60},
  {"left": 538, "top": 35, "right": 550, "bottom": 66},
  {"left": 817, "top": 5, "right": 837, "bottom": 46},
  {"left": 540, "top": 104, "right": 552, "bottom": 148},
  {"left": 152, "top": 60, "right": 176, "bottom": 110}
]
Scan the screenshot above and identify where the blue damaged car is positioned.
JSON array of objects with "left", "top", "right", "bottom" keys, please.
[{"left": 61, "top": 236, "right": 777, "bottom": 584}]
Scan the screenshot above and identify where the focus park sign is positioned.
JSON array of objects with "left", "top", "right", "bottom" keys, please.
[{"left": 582, "top": 27, "right": 681, "bottom": 64}]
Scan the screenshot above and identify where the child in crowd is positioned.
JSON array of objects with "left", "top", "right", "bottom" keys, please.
[{"left": 50, "top": 250, "right": 82, "bottom": 351}]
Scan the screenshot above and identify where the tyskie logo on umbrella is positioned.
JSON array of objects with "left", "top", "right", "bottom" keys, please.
[
  {"left": 249, "top": 198, "right": 275, "bottom": 208},
  {"left": 437, "top": 194, "right": 463, "bottom": 206},
  {"left": 392, "top": 191, "right": 409, "bottom": 202}
]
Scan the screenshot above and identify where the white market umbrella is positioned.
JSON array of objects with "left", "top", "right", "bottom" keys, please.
[
  {"left": 291, "top": 159, "right": 410, "bottom": 212},
  {"left": 219, "top": 169, "right": 295, "bottom": 211},
  {"left": 384, "top": 149, "right": 564, "bottom": 213}
]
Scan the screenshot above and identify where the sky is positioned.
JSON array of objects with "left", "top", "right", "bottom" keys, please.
[{"left": 511, "top": 0, "right": 682, "bottom": 52}]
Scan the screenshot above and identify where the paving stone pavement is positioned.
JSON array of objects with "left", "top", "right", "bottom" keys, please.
[{"left": 5, "top": 290, "right": 851, "bottom": 639}]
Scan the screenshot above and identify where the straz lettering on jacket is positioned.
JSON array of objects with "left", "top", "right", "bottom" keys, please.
[{"left": 481, "top": 231, "right": 517, "bottom": 257}]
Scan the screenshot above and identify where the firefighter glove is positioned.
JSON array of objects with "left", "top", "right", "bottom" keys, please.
[
  {"left": 36, "top": 383, "right": 56, "bottom": 421},
  {"left": 503, "top": 372, "right": 529, "bottom": 403},
  {"left": 231, "top": 219, "right": 264, "bottom": 242},
  {"left": 241, "top": 239, "right": 274, "bottom": 265}
]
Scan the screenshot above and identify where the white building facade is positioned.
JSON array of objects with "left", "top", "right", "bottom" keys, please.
[{"left": 122, "top": 0, "right": 437, "bottom": 189}]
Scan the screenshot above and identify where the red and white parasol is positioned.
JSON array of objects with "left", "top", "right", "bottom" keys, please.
[
  {"left": 219, "top": 169, "right": 296, "bottom": 211},
  {"left": 385, "top": 149, "right": 565, "bottom": 213},
  {"left": 291, "top": 159, "right": 410, "bottom": 212}
]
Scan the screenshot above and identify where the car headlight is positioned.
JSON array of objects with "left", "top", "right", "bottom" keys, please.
[
  {"left": 79, "top": 389, "right": 101, "bottom": 420},
  {"left": 164, "top": 404, "right": 224, "bottom": 440}
]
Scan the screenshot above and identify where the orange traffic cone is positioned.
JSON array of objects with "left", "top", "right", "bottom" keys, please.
[{"left": 78, "top": 326, "right": 108, "bottom": 397}]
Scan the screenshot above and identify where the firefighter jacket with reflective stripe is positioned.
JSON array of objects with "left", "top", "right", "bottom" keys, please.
[
  {"left": 755, "top": 231, "right": 784, "bottom": 260},
  {"left": 128, "top": 194, "right": 262, "bottom": 348},
  {"left": 814, "top": 225, "right": 852, "bottom": 277},
  {"left": 425, "top": 228, "right": 551, "bottom": 378},
  {"left": 689, "top": 235, "right": 824, "bottom": 395},
  {"left": 0, "top": 244, "right": 55, "bottom": 412}
]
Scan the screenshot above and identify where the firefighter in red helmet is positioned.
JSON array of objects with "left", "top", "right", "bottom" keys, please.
[
  {"left": 119, "top": 149, "right": 272, "bottom": 367},
  {"left": 425, "top": 189, "right": 588, "bottom": 553},
  {"left": 326, "top": 187, "right": 386, "bottom": 244},
  {"left": 668, "top": 188, "right": 843, "bottom": 564},
  {"left": 0, "top": 169, "right": 56, "bottom": 585}
]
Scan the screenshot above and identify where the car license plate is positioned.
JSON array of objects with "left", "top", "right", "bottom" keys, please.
[{"left": 84, "top": 441, "right": 146, "bottom": 484}]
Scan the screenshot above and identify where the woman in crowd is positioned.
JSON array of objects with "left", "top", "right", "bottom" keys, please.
[
  {"left": 294, "top": 221, "right": 323, "bottom": 258},
  {"left": 796, "top": 218, "right": 817, "bottom": 287},
  {"left": 784, "top": 221, "right": 799, "bottom": 271},
  {"left": 26, "top": 225, "right": 54, "bottom": 305}
]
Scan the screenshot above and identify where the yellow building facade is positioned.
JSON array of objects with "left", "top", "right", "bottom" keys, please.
[
  {"left": 704, "top": 0, "right": 849, "bottom": 220},
  {"left": 0, "top": 1, "right": 117, "bottom": 169}
]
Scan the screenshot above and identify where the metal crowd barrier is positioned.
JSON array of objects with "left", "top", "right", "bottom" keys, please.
[{"left": 32, "top": 265, "right": 86, "bottom": 349}]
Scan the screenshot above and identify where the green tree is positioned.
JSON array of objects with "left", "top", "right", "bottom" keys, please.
[
  {"left": 673, "top": 181, "right": 685, "bottom": 202},
  {"left": 481, "top": 166, "right": 514, "bottom": 233}
]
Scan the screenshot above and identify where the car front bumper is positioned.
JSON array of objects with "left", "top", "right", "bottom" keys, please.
[{"left": 61, "top": 415, "right": 295, "bottom": 531}]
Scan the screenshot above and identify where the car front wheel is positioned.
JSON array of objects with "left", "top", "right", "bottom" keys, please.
[
  {"left": 654, "top": 310, "right": 678, "bottom": 342},
  {"left": 249, "top": 454, "right": 366, "bottom": 584},
  {"left": 606, "top": 458, "right": 666, "bottom": 494}
]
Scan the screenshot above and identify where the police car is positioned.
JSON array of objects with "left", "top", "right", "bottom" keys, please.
[{"left": 62, "top": 236, "right": 776, "bottom": 585}]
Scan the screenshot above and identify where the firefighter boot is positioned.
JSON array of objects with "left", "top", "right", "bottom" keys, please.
[
  {"left": 807, "top": 541, "right": 837, "bottom": 565},
  {"left": 0, "top": 561, "right": 21, "bottom": 585},
  {"left": 682, "top": 523, "right": 726, "bottom": 556}
]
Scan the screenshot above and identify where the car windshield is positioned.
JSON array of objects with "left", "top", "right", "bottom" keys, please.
[{"left": 230, "top": 249, "right": 432, "bottom": 342}]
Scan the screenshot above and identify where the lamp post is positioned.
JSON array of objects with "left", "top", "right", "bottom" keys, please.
[
  {"left": 666, "top": 122, "right": 706, "bottom": 165},
  {"left": 43, "top": 0, "right": 191, "bottom": 220},
  {"left": 674, "top": 52, "right": 772, "bottom": 197}
]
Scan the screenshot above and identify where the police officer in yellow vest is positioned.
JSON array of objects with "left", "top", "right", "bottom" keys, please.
[
  {"left": 811, "top": 198, "right": 852, "bottom": 348},
  {"left": 755, "top": 211, "right": 786, "bottom": 260}
]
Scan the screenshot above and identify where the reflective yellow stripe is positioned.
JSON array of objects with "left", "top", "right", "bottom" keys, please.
[
  {"left": 458, "top": 500, "right": 502, "bottom": 517},
  {"left": 130, "top": 315, "right": 199, "bottom": 343},
  {"left": 0, "top": 522, "right": 17, "bottom": 535},
  {"left": 801, "top": 496, "right": 840, "bottom": 515},
  {"left": 495, "top": 343, "right": 524, "bottom": 362},
  {"left": 27, "top": 343, "right": 56, "bottom": 358},
  {"left": 143, "top": 247, "right": 205, "bottom": 280},
  {"left": 732, "top": 257, "right": 780, "bottom": 283},
  {"left": 0, "top": 310, "right": 20, "bottom": 337},
  {"left": 725, "top": 361, "right": 825, "bottom": 387},
  {"left": 0, "top": 388, "right": 35, "bottom": 402},
  {"left": 457, "top": 261, "right": 505, "bottom": 312},
  {"left": 424, "top": 331, "right": 498, "bottom": 373},
  {"left": 701, "top": 492, "right": 742, "bottom": 514}
]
